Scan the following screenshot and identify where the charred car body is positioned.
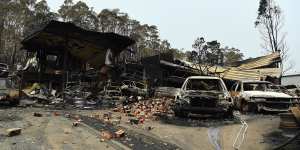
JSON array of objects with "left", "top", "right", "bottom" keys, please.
[
  {"left": 173, "top": 76, "right": 233, "bottom": 117},
  {"left": 120, "top": 80, "right": 148, "bottom": 97},
  {"left": 284, "top": 85, "right": 300, "bottom": 97},
  {"left": 269, "top": 84, "right": 296, "bottom": 97},
  {"left": 98, "top": 82, "right": 125, "bottom": 106},
  {"left": 231, "top": 80, "right": 299, "bottom": 112}
]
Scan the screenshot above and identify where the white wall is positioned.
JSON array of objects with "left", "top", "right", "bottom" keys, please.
[{"left": 281, "top": 75, "right": 300, "bottom": 86}]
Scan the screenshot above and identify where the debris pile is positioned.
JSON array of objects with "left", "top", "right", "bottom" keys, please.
[
  {"left": 33, "top": 112, "right": 43, "bottom": 117},
  {"left": 279, "top": 106, "right": 300, "bottom": 129},
  {"left": 116, "top": 97, "right": 175, "bottom": 123},
  {"left": 100, "top": 130, "right": 113, "bottom": 141},
  {"left": 84, "top": 97, "right": 175, "bottom": 126},
  {"left": 98, "top": 82, "right": 125, "bottom": 107},
  {"left": 22, "top": 83, "right": 58, "bottom": 103},
  {"left": 72, "top": 121, "right": 80, "bottom": 127},
  {"left": 154, "top": 87, "right": 180, "bottom": 98},
  {"left": 22, "top": 82, "right": 99, "bottom": 108},
  {"left": 120, "top": 80, "right": 148, "bottom": 97}
]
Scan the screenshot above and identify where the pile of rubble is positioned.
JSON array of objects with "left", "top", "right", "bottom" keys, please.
[
  {"left": 21, "top": 82, "right": 99, "bottom": 108},
  {"left": 114, "top": 97, "right": 175, "bottom": 122},
  {"left": 22, "top": 83, "right": 59, "bottom": 103},
  {"left": 279, "top": 106, "right": 300, "bottom": 129},
  {"left": 81, "top": 97, "right": 175, "bottom": 127},
  {"left": 20, "top": 79, "right": 166, "bottom": 111}
]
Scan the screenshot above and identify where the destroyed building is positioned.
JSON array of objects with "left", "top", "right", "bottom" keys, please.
[
  {"left": 18, "top": 20, "right": 283, "bottom": 103},
  {"left": 19, "top": 20, "right": 135, "bottom": 92}
]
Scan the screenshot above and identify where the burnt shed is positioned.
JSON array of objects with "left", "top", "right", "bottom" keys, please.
[{"left": 20, "top": 20, "right": 135, "bottom": 89}]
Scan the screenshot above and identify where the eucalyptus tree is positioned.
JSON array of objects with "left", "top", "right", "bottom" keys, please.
[
  {"left": 255, "top": 0, "right": 289, "bottom": 72},
  {"left": 58, "top": 0, "right": 74, "bottom": 22},
  {"left": 34, "top": 0, "right": 58, "bottom": 25},
  {"left": 223, "top": 47, "right": 244, "bottom": 66},
  {"left": 58, "top": 0, "right": 98, "bottom": 30},
  {"left": 1, "top": 0, "right": 36, "bottom": 66}
]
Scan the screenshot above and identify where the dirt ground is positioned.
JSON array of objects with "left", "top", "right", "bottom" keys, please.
[
  {"left": 0, "top": 107, "right": 115, "bottom": 150},
  {"left": 0, "top": 107, "right": 299, "bottom": 150}
]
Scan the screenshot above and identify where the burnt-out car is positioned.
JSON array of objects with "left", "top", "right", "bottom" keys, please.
[
  {"left": 269, "top": 84, "right": 296, "bottom": 97},
  {"left": 120, "top": 80, "right": 148, "bottom": 97},
  {"left": 230, "top": 81, "right": 299, "bottom": 113},
  {"left": 284, "top": 85, "right": 300, "bottom": 97},
  {"left": 173, "top": 76, "right": 233, "bottom": 117},
  {"left": 0, "top": 78, "right": 20, "bottom": 105},
  {"left": 98, "top": 83, "right": 126, "bottom": 106}
]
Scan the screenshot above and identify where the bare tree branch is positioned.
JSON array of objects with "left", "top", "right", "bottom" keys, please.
[{"left": 255, "top": 0, "right": 290, "bottom": 73}]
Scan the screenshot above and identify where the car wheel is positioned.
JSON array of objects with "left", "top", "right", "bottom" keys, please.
[
  {"left": 9, "top": 100, "right": 20, "bottom": 106},
  {"left": 241, "top": 101, "right": 257, "bottom": 113},
  {"left": 174, "top": 109, "right": 188, "bottom": 118},
  {"left": 224, "top": 107, "right": 234, "bottom": 118}
]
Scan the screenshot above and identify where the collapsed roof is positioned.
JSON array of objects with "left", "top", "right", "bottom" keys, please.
[
  {"left": 221, "top": 52, "right": 281, "bottom": 81},
  {"left": 21, "top": 20, "right": 135, "bottom": 67},
  {"left": 221, "top": 68, "right": 281, "bottom": 81},
  {"left": 177, "top": 52, "right": 281, "bottom": 81},
  {"left": 236, "top": 52, "right": 281, "bottom": 70}
]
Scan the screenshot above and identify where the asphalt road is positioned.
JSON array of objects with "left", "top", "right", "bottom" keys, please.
[{"left": 0, "top": 107, "right": 299, "bottom": 150}]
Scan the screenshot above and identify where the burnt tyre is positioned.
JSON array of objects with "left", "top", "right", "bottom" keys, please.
[
  {"left": 241, "top": 100, "right": 258, "bottom": 113},
  {"left": 173, "top": 104, "right": 188, "bottom": 118},
  {"left": 174, "top": 109, "right": 188, "bottom": 118},
  {"left": 9, "top": 99, "right": 20, "bottom": 106},
  {"left": 224, "top": 107, "right": 234, "bottom": 118}
]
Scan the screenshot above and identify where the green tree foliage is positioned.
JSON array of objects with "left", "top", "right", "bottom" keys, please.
[
  {"left": 58, "top": 0, "right": 74, "bottom": 22},
  {"left": 0, "top": 0, "right": 245, "bottom": 70},
  {"left": 58, "top": 0, "right": 98, "bottom": 30},
  {"left": 223, "top": 47, "right": 244, "bottom": 66},
  {"left": 0, "top": 0, "right": 9, "bottom": 54},
  {"left": 169, "top": 48, "right": 185, "bottom": 60},
  {"left": 188, "top": 37, "right": 244, "bottom": 73},
  {"left": 0, "top": 0, "right": 37, "bottom": 66},
  {"left": 95, "top": 8, "right": 165, "bottom": 61},
  {"left": 206, "top": 40, "right": 222, "bottom": 65},
  {"left": 191, "top": 37, "right": 223, "bottom": 66},
  {"left": 34, "top": 0, "right": 58, "bottom": 26},
  {"left": 0, "top": 0, "right": 176, "bottom": 68}
]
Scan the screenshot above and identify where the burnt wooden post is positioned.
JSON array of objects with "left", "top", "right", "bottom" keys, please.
[
  {"left": 18, "top": 70, "right": 23, "bottom": 100},
  {"left": 38, "top": 49, "right": 42, "bottom": 84},
  {"left": 62, "top": 35, "right": 69, "bottom": 103},
  {"left": 62, "top": 49, "right": 68, "bottom": 102}
]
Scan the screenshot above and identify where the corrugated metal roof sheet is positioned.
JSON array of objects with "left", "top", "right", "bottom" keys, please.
[
  {"left": 251, "top": 68, "right": 281, "bottom": 78},
  {"left": 237, "top": 52, "right": 280, "bottom": 70},
  {"left": 176, "top": 52, "right": 281, "bottom": 81},
  {"left": 220, "top": 52, "right": 281, "bottom": 81},
  {"left": 221, "top": 69, "right": 261, "bottom": 81},
  {"left": 221, "top": 68, "right": 281, "bottom": 81}
]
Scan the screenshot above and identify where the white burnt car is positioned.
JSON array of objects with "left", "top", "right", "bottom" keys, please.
[
  {"left": 173, "top": 76, "right": 233, "bottom": 117},
  {"left": 230, "top": 80, "right": 299, "bottom": 112}
]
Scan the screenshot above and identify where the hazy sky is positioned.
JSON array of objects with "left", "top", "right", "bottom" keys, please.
[{"left": 46, "top": 0, "right": 299, "bottom": 74}]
